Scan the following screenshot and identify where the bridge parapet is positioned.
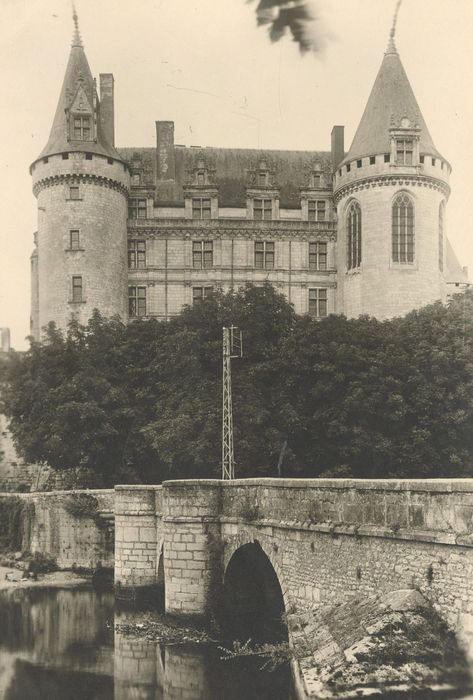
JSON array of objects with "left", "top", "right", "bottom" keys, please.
[{"left": 217, "top": 478, "right": 473, "bottom": 545}]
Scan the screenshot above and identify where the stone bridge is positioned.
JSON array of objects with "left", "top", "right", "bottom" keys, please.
[{"left": 115, "top": 478, "right": 473, "bottom": 668}]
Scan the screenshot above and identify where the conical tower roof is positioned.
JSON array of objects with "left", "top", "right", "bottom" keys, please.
[
  {"left": 343, "top": 43, "right": 442, "bottom": 165},
  {"left": 35, "top": 11, "right": 122, "bottom": 163}
]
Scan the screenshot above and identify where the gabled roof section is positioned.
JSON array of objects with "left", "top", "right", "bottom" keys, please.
[
  {"left": 34, "top": 14, "right": 122, "bottom": 163},
  {"left": 343, "top": 48, "right": 442, "bottom": 164}
]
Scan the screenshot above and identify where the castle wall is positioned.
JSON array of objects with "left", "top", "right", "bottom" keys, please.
[
  {"left": 334, "top": 155, "right": 450, "bottom": 319},
  {"left": 31, "top": 153, "right": 129, "bottom": 334}
]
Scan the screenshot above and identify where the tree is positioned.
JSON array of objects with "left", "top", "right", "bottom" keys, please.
[
  {"left": 250, "top": 0, "right": 328, "bottom": 54},
  {"left": 4, "top": 287, "right": 473, "bottom": 485}
]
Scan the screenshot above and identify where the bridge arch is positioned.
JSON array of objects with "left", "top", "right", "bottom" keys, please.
[{"left": 221, "top": 539, "right": 288, "bottom": 643}]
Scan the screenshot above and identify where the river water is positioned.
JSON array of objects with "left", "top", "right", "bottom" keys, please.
[{"left": 0, "top": 587, "right": 294, "bottom": 699}]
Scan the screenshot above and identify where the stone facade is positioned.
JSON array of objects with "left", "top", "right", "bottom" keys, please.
[{"left": 29, "top": 19, "right": 469, "bottom": 339}]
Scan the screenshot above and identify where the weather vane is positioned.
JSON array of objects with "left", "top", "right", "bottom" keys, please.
[
  {"left": 387, "top": 0, "right": 403, "bottom": 54},
  {"left": 72, "top": 2, "right": 82, "bottom": 47}
]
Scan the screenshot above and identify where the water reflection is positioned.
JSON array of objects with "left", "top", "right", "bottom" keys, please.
[{"left": 0, "top": 588, "right": 294, "bottom": 700}]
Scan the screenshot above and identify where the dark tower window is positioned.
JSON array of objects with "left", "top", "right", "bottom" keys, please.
[
  {"left": 69, "top": 230, "right": 80, "bottom": 250},
  {"left": 129, "top": 286, "right": 147, "bottom": 316},
  {"left": 439, "top": 202, "right": 445, "bottom": 272},
  {"left": 193, "top": 241, "right": 213, "bottom": 269},
  {"left": 347, "top": 201, "right": 362, "bottom": 270},
  {"left": 392, "top": 193, "right": 415, "bottom": 263},
  {"left": 69, "top": 185, "right": 80, "bottom": 200},
  {"left": 396, "top": 139, "right": 414, "bottom": 165},
  {"left": 72, "top": 276, "right": 83, "bottom": 302},
  {"left": 192, "top": 198, "right": 211, "bottom": 220},
  {"left": 253, "top": 198, "right": 272, "bottom": 221},
  {"left": 308, "top": 200, "right": 326, "bottom": 222},
  {"left": 309, "top": 242, "right": 327, "bottom": 270},
  {"left": 72, "top": 114, "right": 91, "bottom": 140},
  {"left": 308, "top": 288, "right": 328, "bottom": 317},
  {"left": 128, "top": 240, "right": 146, "bottom": 269},
  {"left": 255, "top": 241, "right": 274, "bottom": 269}
]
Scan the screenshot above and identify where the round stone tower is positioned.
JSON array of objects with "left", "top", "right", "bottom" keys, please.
[
  {"left": 334, "top": 31, "right": 450, "bottom": 320},
  {"left": 30, "top": 12, "right": 130, "bottom": 339}
]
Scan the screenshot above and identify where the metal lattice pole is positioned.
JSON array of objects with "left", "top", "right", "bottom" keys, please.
[{"left": 222, "top": 327, "right": 234, "bottom": 479}]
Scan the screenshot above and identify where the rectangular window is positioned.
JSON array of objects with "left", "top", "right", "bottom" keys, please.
[
  {"left": 69, "top": 230, "right": 80, "bottom": 250},
  {"left": 192, "top": 286, "right": 214, "bottom": 303},
  {"left": 128, "top": 286, "right": 147, "bottom": 317},
  {"left": 308, "top": 242, "right": 327, "bottom": 270},
  {"left": 197, "top": 171, "right": 205, "bottom": 185},
  {"left": 311, "top": 173, "right": 321, "bottom": 188},
  {"left": 128, "top": 198, "right": 147, "bottom": 219},
  {"left": 254, "top": 241, "right": 275, "bottom": 269},
  {"left": 308, "top": 288, "right": 328, "bottom": 318},
  {"left": 69, "top": 185, "right": 80, "bottom": 200},
  {"left": 396, "top": 139, "right": 414, "bottom": 165},
  {"left": 308, "top": 200, "right": 326, "bottom": 222},
  {"left": 73, "top": 115, "right": 91, "bottom": 141},
  {"left": 132, "top": 173, "right": 141, "bottom": 186},
  {"left": 72, "top": 276, "right": 83, "bottom": 303},
  {"left": 192, "top": 198, "right": 211, "bottom": 219},
  {"left": 128, "top": 240, "right": 146, "bottom": 269},
  {"left": 384, "top": 154, "right": 391, "bottom": 163},
  {"left": 258, "top": 171, "right": 267, "bottom": 186},
  {"left": 370, "top": 156, "right": 376, "bottom": 165},
  {"left": 253, "top": 198, "right": 272, "bottom": 221},
  {"left": 192, "top": 241, "right": 213, "bottom": 269}
]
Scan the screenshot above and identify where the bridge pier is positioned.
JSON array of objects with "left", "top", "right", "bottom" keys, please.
[
  {"left": 163, "top": 481, "right": 221, "bottom": 621},
  {"left": 115, "top": 485, "right": 162, "bottom": 599}
]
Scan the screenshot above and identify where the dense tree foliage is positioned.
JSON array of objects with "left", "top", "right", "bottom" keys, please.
[{"left": 2, "top": 285, "right": 473, "bottom": 485}]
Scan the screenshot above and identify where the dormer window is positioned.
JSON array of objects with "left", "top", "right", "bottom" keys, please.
[
  {"left": 396, "top": 138, "right": 413, "bottom": 165},
  {"left": 310, "top": 172, "right": 321, "bottom": 188},
  {"left": 258, "top": 171, "right": 268, "bottom": 186},
  {"left": 72, "top": 114, "right": 91, "bottom": 141},
  {"left": 197, "top": 171, "right": 205, "bottom": 185},
  {"left": 132, "top": 173, "right": 141, "bottom": 186}
]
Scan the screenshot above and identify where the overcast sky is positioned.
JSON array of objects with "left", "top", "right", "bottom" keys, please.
[{"left": 1, "top": 0, "right": 472, "bottom": 349}]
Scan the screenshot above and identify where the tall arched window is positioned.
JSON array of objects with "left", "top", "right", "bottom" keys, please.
[
  {"left": 392, "top": 193, "right": 415, "bottom": 263},
  {"left": 439, "top": 202, "right": 445, "bottom": 272},
  {"left": 347, "top": 201, "right": 362, "bottom": 270}
]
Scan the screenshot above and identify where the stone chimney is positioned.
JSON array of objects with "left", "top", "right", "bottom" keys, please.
[
  {"left": 331, "top": 125, "right": 345, "bottom": 171},
  {"left": 99, "top": 73, "right": 115, "bottom": 147},
  {"left": 156, "top": 121, "right": 176, "bottom": 181}
]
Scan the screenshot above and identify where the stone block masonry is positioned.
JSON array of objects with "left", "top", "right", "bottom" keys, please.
[
  {"left": 0, "top": 489, "right": 114, "bottom": 569},
  {"left": 114, "top": 478, "right": 473, "bottom": 664},
  {"left": 115, "top": 485, "right": 162, "bottom": 590}
]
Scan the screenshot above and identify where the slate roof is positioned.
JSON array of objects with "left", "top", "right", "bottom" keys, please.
[
  {"left": 34, "top": 33, "right": 122, "bottom": 163},
  {"left": 343, "top": 47, "right": 443, "bottom": 164},
  {"left": 445, "top": 240, "right": 470, "bottom": 284},
  {"left": 118, "top": 146, "right": 333, "bottom": 208}
]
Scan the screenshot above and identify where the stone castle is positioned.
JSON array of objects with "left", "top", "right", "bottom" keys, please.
[{"left": 29, "top": 11, "right": 468, "bottom": 340}]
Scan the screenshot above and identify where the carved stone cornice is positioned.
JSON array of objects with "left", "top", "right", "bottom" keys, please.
[
  {"left": 334, "top": 173, "right": 450, "bottom": 204},
  {"left": 127, "top": 218, "right": 337, "bottom": 241},
  {"left": 33, "top": 172, "right": 130, "bottom": 198}
]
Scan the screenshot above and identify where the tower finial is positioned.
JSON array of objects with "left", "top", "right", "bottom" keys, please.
[
  {"left": 72, "top": 3, "right": 83, "bottom": 48},
  {"left": 386, "top": 0, "right": 402, "bottom": 54}
]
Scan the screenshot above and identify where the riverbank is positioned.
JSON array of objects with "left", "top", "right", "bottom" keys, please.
[{"left": 0, "top": 564, "right": 89, "bottom": 590}]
